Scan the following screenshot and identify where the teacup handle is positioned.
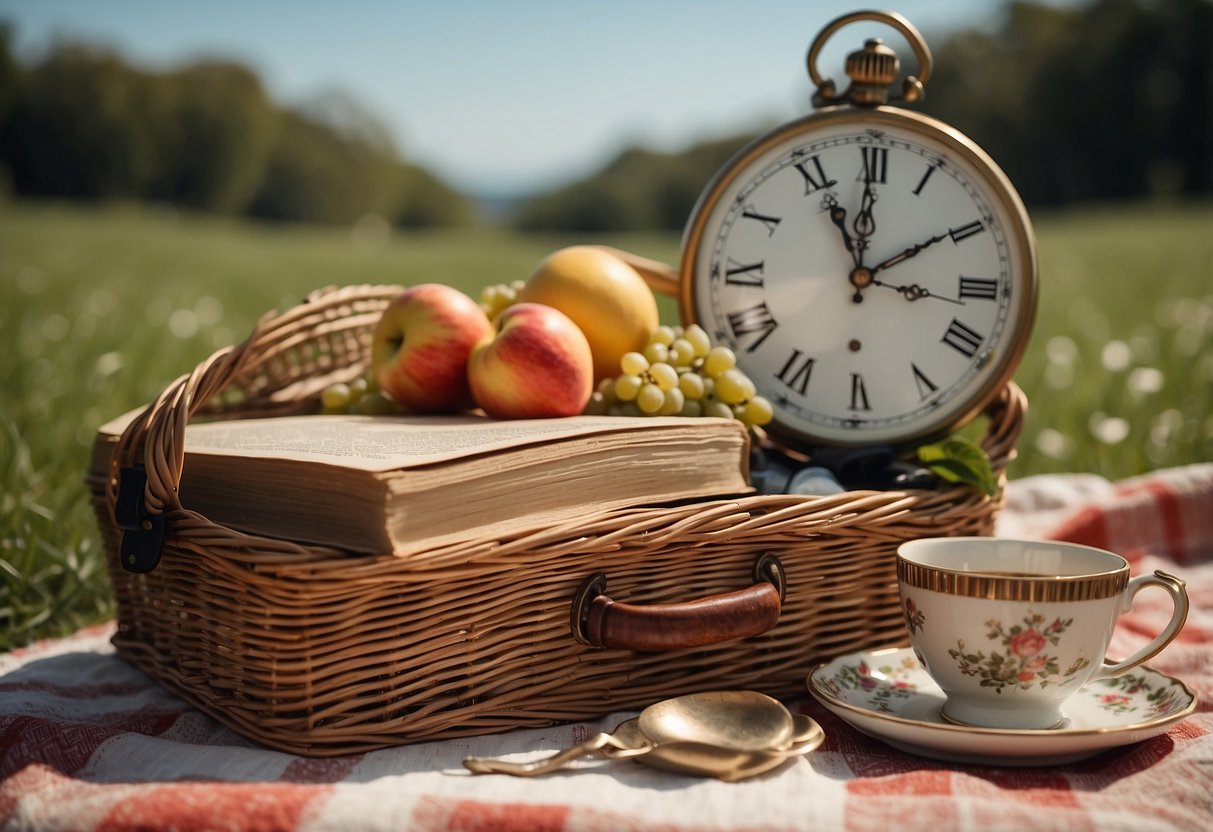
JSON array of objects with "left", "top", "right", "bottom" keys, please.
[{"left": 1092, "top": 570, "right": 1189, "bottom": 682}]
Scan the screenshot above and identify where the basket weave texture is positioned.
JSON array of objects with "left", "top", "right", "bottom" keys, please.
[{"left": 90, "top": 284, "right": 1026, "bottom": 756}]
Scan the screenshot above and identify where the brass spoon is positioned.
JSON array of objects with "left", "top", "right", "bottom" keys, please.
[{"left": 463, "top": 691, "right": 824, "bottom": 781}]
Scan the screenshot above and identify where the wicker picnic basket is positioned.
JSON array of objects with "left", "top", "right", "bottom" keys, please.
[{"left": 88, "top": 283, "right": 1026, "bottom": 756}]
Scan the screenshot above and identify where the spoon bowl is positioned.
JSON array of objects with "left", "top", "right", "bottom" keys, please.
[{"left": 639, "top": 690, "right": 795, "bottom": 751}]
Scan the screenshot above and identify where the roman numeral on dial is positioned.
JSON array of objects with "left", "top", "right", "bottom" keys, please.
[
  {"left": 775, "top": 349, "right": 815, "bottom": 395},
  {"left": 949, "top": 220, "right": 985, "bottom": 244},
  {"left": 859, "top": 146, "right": 888, "bottom": 183},
  {"left": 942, "top": 318, "right": 984, "bottom": 358},
  {"left": 724, "top": 258, "right": 765, "bottom": 287},
  {"left": 741, "top": 206, "right": 781, "bottom": 237},
  {"left": 958, "top": 276, "right": 998, "bottom": 300},
  {"left": 911, "top": 363, "right": 939, "bottom": 399},
  {"left": 912, "top": 162, "right": 938, "bottom": 196},
  {"left": 794, "top": 155, "right": 836, "bottom": 195},
  {"left": 726, "top": 302, "right": 778, "bottom": 352},
  {"left": 849, "top": 373, "right": 872, "bottom": 412}
]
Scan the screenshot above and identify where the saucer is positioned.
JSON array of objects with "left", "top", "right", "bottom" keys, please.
[{"left": 806, "top": 646, "right": 1196, "bottom": 766}]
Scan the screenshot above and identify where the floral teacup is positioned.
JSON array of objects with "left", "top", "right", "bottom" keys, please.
[{"left": 897, "top": 537, "right": 1189, "bottom": 730}]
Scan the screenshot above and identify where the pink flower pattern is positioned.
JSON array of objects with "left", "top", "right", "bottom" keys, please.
[
  {"left": 903, "top": 597, "right": 926, "bottom": 637},
  {"left": 1096, "top": 672, "right": 1186, "bottom": 716},
  {"left": 827, "top": 656, "right": 919, "bottom": 711},
  {"left": 946, "top": 612, "right": 1091, "bottom": 694},
  {"left": 1009, "top": 629, "right": 1047, "bottom": 657}
]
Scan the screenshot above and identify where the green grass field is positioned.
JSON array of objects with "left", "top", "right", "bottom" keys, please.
[{"left": 2, "top": 199, "right": 1211, "bottom": 650}]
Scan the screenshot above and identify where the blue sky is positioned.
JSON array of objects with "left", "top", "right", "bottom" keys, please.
[{"left": 0, "top": 0, "right": 1077, "bottom": 196}]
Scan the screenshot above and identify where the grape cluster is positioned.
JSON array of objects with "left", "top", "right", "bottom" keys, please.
[
  {"left": 320, "top": 373, "right": 405, "bottom": 415},
  {"left": 585, "top": 324, "right": 774, "bottom": 428},
  {"left": 478, "top": 279, "right": 527, "bottom": 319}
]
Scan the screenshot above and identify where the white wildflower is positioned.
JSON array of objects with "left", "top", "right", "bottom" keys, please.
[
  {"left": 1127, "top": 367, "right": 1165, "bottom": 397},
  {"left": 1089, "top": 412, "right": 1130, "bottom": 445},
  {"left": 1100, "top": 340, "right": 1131, "bottom": 372}
]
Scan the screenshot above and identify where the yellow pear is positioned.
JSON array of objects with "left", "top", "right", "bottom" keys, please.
[{"left": 518, "top": 246, "right": 659, "bottom": 382}]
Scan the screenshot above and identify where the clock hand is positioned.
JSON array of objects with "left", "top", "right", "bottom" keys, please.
[
  {"left": 851, "top": 176, "right": 878, "bottom": 264},
  {"left": 869, "top": 232, "right": 948, "bottom": 275},
  {"left": 840, "top": 176, "right": 879, "bottom": 303},
  {"left": 872, "top": 279, "right": 965, "bottom": 305},
  {"left": 823, "top": 195, "right": 860, "bottom": 266}
]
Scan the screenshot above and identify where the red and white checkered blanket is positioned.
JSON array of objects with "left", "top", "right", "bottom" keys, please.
[{"left": 3, "top": 465, "right": 1211, "bottom": 832}]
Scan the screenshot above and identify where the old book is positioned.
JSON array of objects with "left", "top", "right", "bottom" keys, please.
[{"left": 92, "top": 413, "right": 752, "bottom": 556}]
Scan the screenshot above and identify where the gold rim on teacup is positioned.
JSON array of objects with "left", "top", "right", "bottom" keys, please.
[{"left": 897, "top": 537, "right": 1129, "bottom": 603}]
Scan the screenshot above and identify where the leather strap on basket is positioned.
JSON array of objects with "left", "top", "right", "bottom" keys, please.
[{"left": 572, "top": 554, "right": 786, "bottom": 651}]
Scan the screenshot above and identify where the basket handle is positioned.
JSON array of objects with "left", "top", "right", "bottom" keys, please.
[
  {"left": 571, "top": 554, "right": 786, "bottom": 651},
  {"left": 106, "top": 285, "right": 405, "bottom": 571}
]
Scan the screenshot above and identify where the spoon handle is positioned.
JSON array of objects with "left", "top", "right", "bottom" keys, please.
[{"left": 464, "top": 732, "right": 627, "bottom": 777}]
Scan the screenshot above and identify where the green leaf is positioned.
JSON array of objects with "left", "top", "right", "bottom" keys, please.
[{"left": 915, "top": 437, "right": 998, "bottom": 497}]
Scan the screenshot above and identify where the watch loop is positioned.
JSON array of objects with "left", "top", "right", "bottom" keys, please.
[{"left": 807, "top": 10, "right": 933, "bottom": 107}]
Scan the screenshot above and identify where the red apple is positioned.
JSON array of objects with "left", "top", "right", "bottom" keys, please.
[
  {"left": 468, "top": 303, "right": 593, "bottom": 419},
  {"left": 371, "top": 284, "right": 493, "bottom": 413}
]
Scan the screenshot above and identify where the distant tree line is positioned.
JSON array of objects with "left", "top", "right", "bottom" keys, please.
[
  {"left": 1, "top": 0, "right": 1209, "bottom": 232},
  {"left": 923, "top": 0, "right": 1212, "bottom": 206},
  {"left": 513, "top": 137, "right": 755, "bottom": 233},
  {"left": 0, "top": 26, "right": 473, "bottom": 227},
  {"left": 515, "top": 0, "right": 1213, "bottom": 232}
]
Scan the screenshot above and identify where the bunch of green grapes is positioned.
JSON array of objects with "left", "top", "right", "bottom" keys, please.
[
  {"left": 585, "top": 324, "right": 774, "bottom": 428},
  {"left": 478, "top": 279, "right": 527, "bottom": 319},
  {"left": 320, "top": 373, "right": 405, "bottom": 415}
]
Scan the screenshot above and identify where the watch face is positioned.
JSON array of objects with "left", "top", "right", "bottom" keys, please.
[{"left": 683, "top": 107, "right": 1037, "bottom": 448}]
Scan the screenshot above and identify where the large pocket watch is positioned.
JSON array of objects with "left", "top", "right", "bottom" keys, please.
[{"left": 633, "top": 10, "right": 1037, "bottom": 450}]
